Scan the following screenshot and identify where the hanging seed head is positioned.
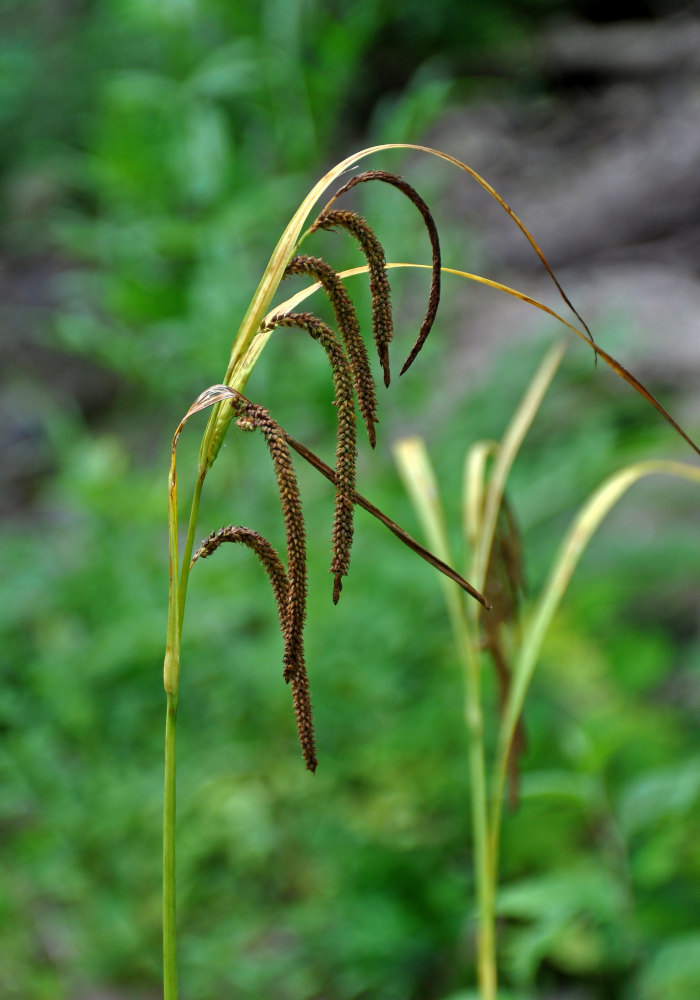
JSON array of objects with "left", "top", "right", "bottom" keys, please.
[
  {"left": 284, "top": 254, "right": 378, "bottom": 448},
  {"left": 191, "top": 526, "right": 288, "bottom": 614},
  {"left": 225, "top": 392, "right": 316, "bottom": 767},
  {"left": 265, "top": 311, "right": 357, "bottom": 603},
  {"left": 290, "top": 667, "right": 317, "bottom": 773},
  {"left": 329, "top": 170, "right": 441, "bottom": 376},
  {"left": 190, "top": 520, "right": 316, "bottom": 771},
  {"left": 311, "top": 208, "right": 394, "bottom": 387}
]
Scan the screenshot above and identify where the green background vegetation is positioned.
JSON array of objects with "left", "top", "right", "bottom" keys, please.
[{"left": 1, "top": 1, "right": 698, "bottom": 998}]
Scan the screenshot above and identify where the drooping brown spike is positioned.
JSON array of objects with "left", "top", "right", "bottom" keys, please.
[
  {"left": 226, "top": 394, "right": 316, "bottom": 770},
  {"left": 190, "top": 523, "right": 317, "bottom": 771},
  {"left": 229, "top": 397, "right": 307, "bottom": 681},
  {"left": 289, "top": 666, "right": 317, "bottom": 773},
  {"left": 191, "top": 526, "right": 289, "bottom": 620},
  {"left": 284, "top": 254, "right": 378, "bottom": 448},
  {"left": 329, "top": 169, "right": 441, "bottom": 377},
  {"left": 310, "top": 209, "right": 394, "bottom": 387},
  {"left": 283, "top": 427, "right": 490, "bottom": 609},
  {"left": 264, "top": 311, "right": 357, "bottom": 603}
]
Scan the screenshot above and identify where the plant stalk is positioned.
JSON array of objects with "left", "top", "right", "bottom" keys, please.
[
  {"left": 162, "top": 465, "right": 208, "bottom": 1000},
  {"left": 393, "top": 438, "right": 497, "bottom": 999},
  {"left": 163, "top": 690, "right": 178, "bottom": 1000},
  {"left": 458, "top": 616, "right": 497, "bottom": 1000}
]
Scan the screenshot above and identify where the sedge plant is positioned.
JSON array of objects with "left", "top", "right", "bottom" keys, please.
[
  {"left": 163, "top": 144, "right": 700, "bottom": 999},
  {"left": 394, "top": 345, "right": 700, "bottom": 998}
]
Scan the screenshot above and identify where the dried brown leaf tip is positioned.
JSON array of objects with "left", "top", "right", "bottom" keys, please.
[
  {"left": 329, "top": 169, "right": 441, "bottom": 376},
  {"left": 190, "top": 524, "right": 317, "bottom": 772},
  {"left": 263, "top": 311, "right": 357, "bottom": 604},
  {"left": 284, "top": 254, "right": 378, "bottom": 448},
  {"left": 483, "top": 496, "right": 527, "bottom": 809},
  {"left": 310, "top": 209, "right": 394, "bottom": 387}
]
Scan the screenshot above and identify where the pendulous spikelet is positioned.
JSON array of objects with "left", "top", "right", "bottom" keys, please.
[
  {"left": 284, "top": 254, "right": 378, "bottom": 448},
  {"left": 329, "top": 169, "right": 441, "bottom": 376},
  {"left": 263, "top": 310, "right": 357, "bottom": 604},
  {"left": 310, "top": 208, "right": 394, "bottom": 387},
  {"left": 227, "top": 393, "right": 317, "bottom": 771},
  {"left": 192, "top": 526, "right": 288, "bottom": 616},
  {"left": 191, "top": 524, "right": 317, "bottom": 772}
]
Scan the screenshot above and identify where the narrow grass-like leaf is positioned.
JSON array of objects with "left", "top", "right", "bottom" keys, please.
[
  {"left": 463, "top": 441, "right": 497, "bottom": 553},
  {"left": 393, "top": 436, "right": 497, "bottom": 997},
  {"left": 472, "top": 341, "right": 567, "bottom": 599},
  {"left": 482, "top": 498, "right": 527, "bottom": 809},
  {"left": 491, "top": 460, "right": 700, "bottom": 853},
  {"left": 271, "top": 258, "right": 700, "bottom": 459},
  {"left": 165, "top": 384, "right": 238, "bottom": 694}
]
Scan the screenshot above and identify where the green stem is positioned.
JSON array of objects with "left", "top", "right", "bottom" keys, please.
[
  {"left": 163, "top": 691, "right": 178, "bottom": 1000},
  {"left": 162, "top": 466, "right": 207, "bottom": 1000},
  {"left": 178, "top": 469, "right": 207, "bottom": 621},
  {"left": 458, "top": 617, "right": 497, "bottom": 1000},
  {"left": 393, "top": 439, "right": 497, "bottom": 998}
]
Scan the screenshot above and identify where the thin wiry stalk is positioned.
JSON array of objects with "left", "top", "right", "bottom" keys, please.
[
  {"left": 191, "top": 525, "right": 317, "bottom": 772},
  {"left": 264, "top": 311, "right": 357, "bottom": 603},
  {"left": 284, "top": 254, "right": 378, "bottom": 447},
  {"left": 229, "top": 394, "right": 316, "bottom": 771},
  {"left": 310, "top": 208, "right": 394, "bottom": 387},
  {"left": 330, "top": 170, "right": 441, "bottom": 376}
]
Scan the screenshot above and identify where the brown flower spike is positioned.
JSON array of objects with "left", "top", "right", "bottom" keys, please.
[
  {"left": 263, "top": 310, "right": 357, "bottom": 603},
  {"left": 310, "top": 208, "right": 394, "bottom": 387},
  {"left": 326, "top": 169, "right": 441, "bottom": 376},
  {"left": 192, "top": 525, "right": 317, "bottom": 772},
  {"left": 188, "top": 172, "right": 480, "bottom": 771},
  {"left": 284, "top": 254, "right": 378, "bottom": 448},
  {"left": 228, "top": 393, "right": 316, "bottom": 770}
]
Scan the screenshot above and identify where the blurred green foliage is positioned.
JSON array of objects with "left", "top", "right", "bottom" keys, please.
[{"left": 1, "top": 1, "right": 698, "bottom": 999}]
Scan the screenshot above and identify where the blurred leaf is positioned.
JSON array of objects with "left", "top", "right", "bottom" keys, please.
[
  {"left": 618, "top": 758, "right": 700, "bottom": 835},
  {"left": 637, "top": 934, "right": 700, "bottom": 1000}
]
